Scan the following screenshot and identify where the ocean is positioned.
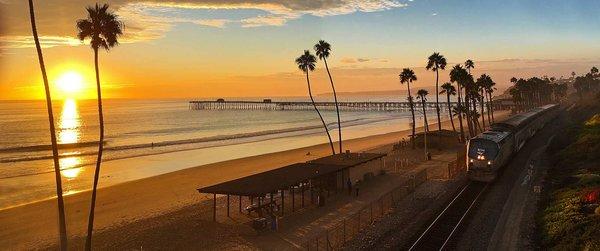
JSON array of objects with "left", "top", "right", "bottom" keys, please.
[{"left": 0, "top": 97, "right": 436, "bottom": 209}]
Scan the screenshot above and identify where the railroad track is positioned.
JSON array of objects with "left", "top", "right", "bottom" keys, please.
[{"left": 408, "top": 181, "right": 489, "bottom": 251}]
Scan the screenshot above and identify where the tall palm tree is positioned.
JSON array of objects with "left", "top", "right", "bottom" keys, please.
[
  {"left": 426, "top": 52, "right": 447, "bottom": 131},
  {"left": 440, "top": 82, "right": 457, "bottom": 132},
  {"left": 314, "top": 40, "right": 342, "bottom": 153},
  {"left": 464, "top": 60, "right": 475, "bottom": 132},
  {"left": 400, "top": 68, "right": 417, "bottom": 149},
  {"left": 449, "top": 65, "right": 466, "bottom": 142},
  {"left": 417, "top": 89, "right": 429, "bottom": 156},
  {"left": 484, "top": 78, "right": 496, "bottom": 123},
  {"left": 417, "top": 89, "right": 429, "bottom": 132},
  {"left": 475, "top": 74, "right": 488, "bottom": 128},
  {"left": 296, "top": 50, "right": 336, "bottom": 155},
  {"left": 463, "top": 74, "right": 476, "bottom": 136},
  {"left": 76, "top": 4, "right": 123, "bottom": 250},
  {"left": 28, "top": 1, "right": 67, "bottom": 249}
]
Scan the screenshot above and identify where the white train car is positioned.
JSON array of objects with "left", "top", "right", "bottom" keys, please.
[{"left": 467, "top": 104, "right": 559, "bottom": 182}]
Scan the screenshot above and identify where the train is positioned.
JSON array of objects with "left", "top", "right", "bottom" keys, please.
[{"left": 466, "top": 104, "right": 560, "bottom": 182}]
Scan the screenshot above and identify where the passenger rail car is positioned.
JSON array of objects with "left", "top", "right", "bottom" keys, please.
[{"left": 467, "top": 104, "right": 559, "bottom": 182}]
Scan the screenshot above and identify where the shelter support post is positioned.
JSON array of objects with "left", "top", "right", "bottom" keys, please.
[
  {"left": 227, "top": 194, "right": 230, "bottom": 217},
  {"left": 302, "top": 184, "right": 305, "bottom": 207},
  {"left": 291, "top": 186, "right": 295, "bottom": 212},
  {"left": 281, "top": 189, "right": 285, "bottom": 215},
  {"left": 213, "top": 193, "right": 217, "bottom": 222}
]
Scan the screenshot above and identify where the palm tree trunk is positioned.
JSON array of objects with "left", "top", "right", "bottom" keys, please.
[
  {"left": 435, "top": 69, "right": 441, "bottom": 131},
  {"left": 323, "top": 58, "right": 342, "bottom": 153},
  {"left": 306, "top": 71, "right": 335, "bottom": 155},
  {"left": 421, "top": 99, "right": 428, "bottom": 151},
  {"left": 489, "top": 93, "right": 495, "bottom": 123},
  {"left": 30, "top": 3, "right": 69, "bottom": 251},
  {"left": 472, "top": 96, "right": 480, "bottom": 134},
  {"left": 86, "top": 48, "right": 104, "bottom": 251},
  {"left": 422, "top": 99, "right": 429, "bottom": 132},
  {"left": 464, "top": 94, "right": 473, "bottom": 137},
  {"left": 457, "top": 89, "right": 465, "bottom": 142},
  {"left": 447, "top": 94, "right": 456, "bottom": 132},
  {"left": 486, "top": 92, "right": 492, "bottom": 124},
  {"left": 480, "top": 90, "right": 485, "bottom": 128},
  {"left": 28, "top": 1, "right": 68, "bottom": 250},
  {"left": 407, "top": 82, "right": 416, "bottom": 149}
]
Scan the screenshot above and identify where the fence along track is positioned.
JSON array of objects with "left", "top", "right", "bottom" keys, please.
[
  {"left": 408, "top": 181, "right": 488, "bottom": 251},
  {"left": 304, "top": 169, "right": 428, "bottom": 250}
]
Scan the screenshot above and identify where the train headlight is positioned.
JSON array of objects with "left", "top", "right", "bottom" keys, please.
[
  {"left": 487, "top": 161, "right": 492, "bottom": 165},
  {"left": 469, "top": 159, "right": 474, "bottom": 163}
]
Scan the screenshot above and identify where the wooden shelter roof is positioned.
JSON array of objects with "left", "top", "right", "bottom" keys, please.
[{"left": 197, "top": 153, "right": 385, "bottom": 197}]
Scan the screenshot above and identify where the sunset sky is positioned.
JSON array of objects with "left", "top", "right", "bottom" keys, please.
[{"left": 1, "top": 0, "right": 599, "bottom": 100}]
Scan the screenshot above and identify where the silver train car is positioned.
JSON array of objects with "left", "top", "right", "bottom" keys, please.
[{"left": 466, "top": 104, "right": 560, "bottom": 182}]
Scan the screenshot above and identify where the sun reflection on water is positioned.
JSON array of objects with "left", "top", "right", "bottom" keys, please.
[
  {"left": 58, "top": 99, "right": 83, "bottom": 179},
  {"left": 59, "top": 99, "right": 80, "bottom": 144}
]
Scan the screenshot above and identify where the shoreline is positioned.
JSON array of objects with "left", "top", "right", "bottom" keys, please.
[
  {"left": 0, "top": 114, "right": 409, "bottom": 209},
  {"left": 0, "top": 111, "right": 508, "bottom": 249}
]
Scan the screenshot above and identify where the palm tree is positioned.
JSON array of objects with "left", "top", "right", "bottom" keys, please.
[
  {"left": 314, "top": 40, "right": 342, "bottom": 153},
  {"left": 464, "top": 73, "right": 479, "bottom": 137},
  {"left": 76, "top": 4, "right": 123, "bottom": 250},
  {"left": 28, "top": 1, "right": 67, "bottom": 249},
  {"left": 449, "top": 65, "right": 466, "bottom": 142},
  {"left": 440, "top": 82, "right": 457, "bottom": 132},
  {"left": 484, "top": 78, "right": 496, "bottom": 123},
  {"left": 296, "top": 50, "right": 335, "bottom": 155},
  {"left": 465, "top": 59, "right": 475, "bottom": 75},
  {"left": 591, "top": 66, "right": 599, "bottom": 78},
  {"left": 426, "top": 52, "right": 447, "bottom": 131},
  {"left": 464, "top": 74, "right": 477, "bottom": 136},
  {"left": 475, "top": 74, "right": 489, "bottom": 129},
  {"left": 400, "top": 68, "right": 417, "bottom": 149},
  {"left": 417, "top": 89, "right": 430, "bottom": 132},
  {"left": 417, "top": 89, "right": 429, "bottom": 156}
]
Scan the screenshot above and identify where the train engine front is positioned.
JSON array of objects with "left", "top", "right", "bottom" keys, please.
[{"left": 466, "top": 138, "right": 501, "bottom": 182}]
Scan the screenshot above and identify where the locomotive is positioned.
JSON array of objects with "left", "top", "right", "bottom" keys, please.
[{"left": 466, "top": 104, "right": 560, "bottom": 182}]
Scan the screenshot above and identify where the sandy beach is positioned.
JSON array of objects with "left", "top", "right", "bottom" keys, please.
[{"left": 0, "top": 111, "right": 509, "bottom": 249}]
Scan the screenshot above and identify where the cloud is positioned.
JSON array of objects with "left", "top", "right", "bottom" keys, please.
[
  {"left": 0, "top": 0, "right": 407, "bottom": 48},
  {"left": 431, "top": 13, "right": 437, "bottom": 16},
  {"left": 0, "top": 35, "right": 80, "bottom": 49},
  {"left": 241, "top": 15, "right": 290, "bottom": 27},
  {"left": 340, "top": 57, "right": 388, "bottom": 64}
]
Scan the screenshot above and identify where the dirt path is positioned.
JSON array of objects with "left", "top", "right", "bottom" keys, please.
[{"left": 486, "top": 139, "right": 550, "bottom": 250}]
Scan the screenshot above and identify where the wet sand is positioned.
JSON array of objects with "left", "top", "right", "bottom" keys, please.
[{"left": 0, "top": 111, "right": 509, "bottom": 249}]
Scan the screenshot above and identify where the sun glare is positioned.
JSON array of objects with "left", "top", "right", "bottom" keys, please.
[{"left": 56, "top": 71, "right": 84, "bottom": 95}]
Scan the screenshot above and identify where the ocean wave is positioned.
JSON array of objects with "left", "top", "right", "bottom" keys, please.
[
  {"left": 0, "top": 141, "right": 101, "bottom": 153},
  {"left": 0, "top": 117, "right": 387, "bottom": 164}
]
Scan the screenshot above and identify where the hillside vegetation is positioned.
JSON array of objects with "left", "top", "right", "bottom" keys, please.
[{"left": 538, "top": 98, "right": 600, "bottom": 250}]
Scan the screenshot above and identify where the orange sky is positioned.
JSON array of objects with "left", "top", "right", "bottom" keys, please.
[{"left": 1, "top": 0, "right": 599, "bottom": 100}]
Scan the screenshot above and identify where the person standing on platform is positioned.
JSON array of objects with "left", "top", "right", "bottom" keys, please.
[{"left": 347, "top": 178, "right": 352, "bottom": 195}]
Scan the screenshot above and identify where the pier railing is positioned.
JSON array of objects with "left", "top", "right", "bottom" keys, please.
[{"left": 189, "top": 100, "right": 459, "bottom": 112}]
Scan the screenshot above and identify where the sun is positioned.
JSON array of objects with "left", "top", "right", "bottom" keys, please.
[{"left": 56, "top": 71, "right": 84, "bottom": 95}]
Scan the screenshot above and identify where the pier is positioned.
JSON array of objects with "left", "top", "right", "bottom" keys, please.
[{"left": 189, "top": 99, "right": 459, "bottom": 112}]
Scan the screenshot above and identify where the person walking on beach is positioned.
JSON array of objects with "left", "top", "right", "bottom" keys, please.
[{"left": 347, "top": 178, "right": 352, "bottom": 195}]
